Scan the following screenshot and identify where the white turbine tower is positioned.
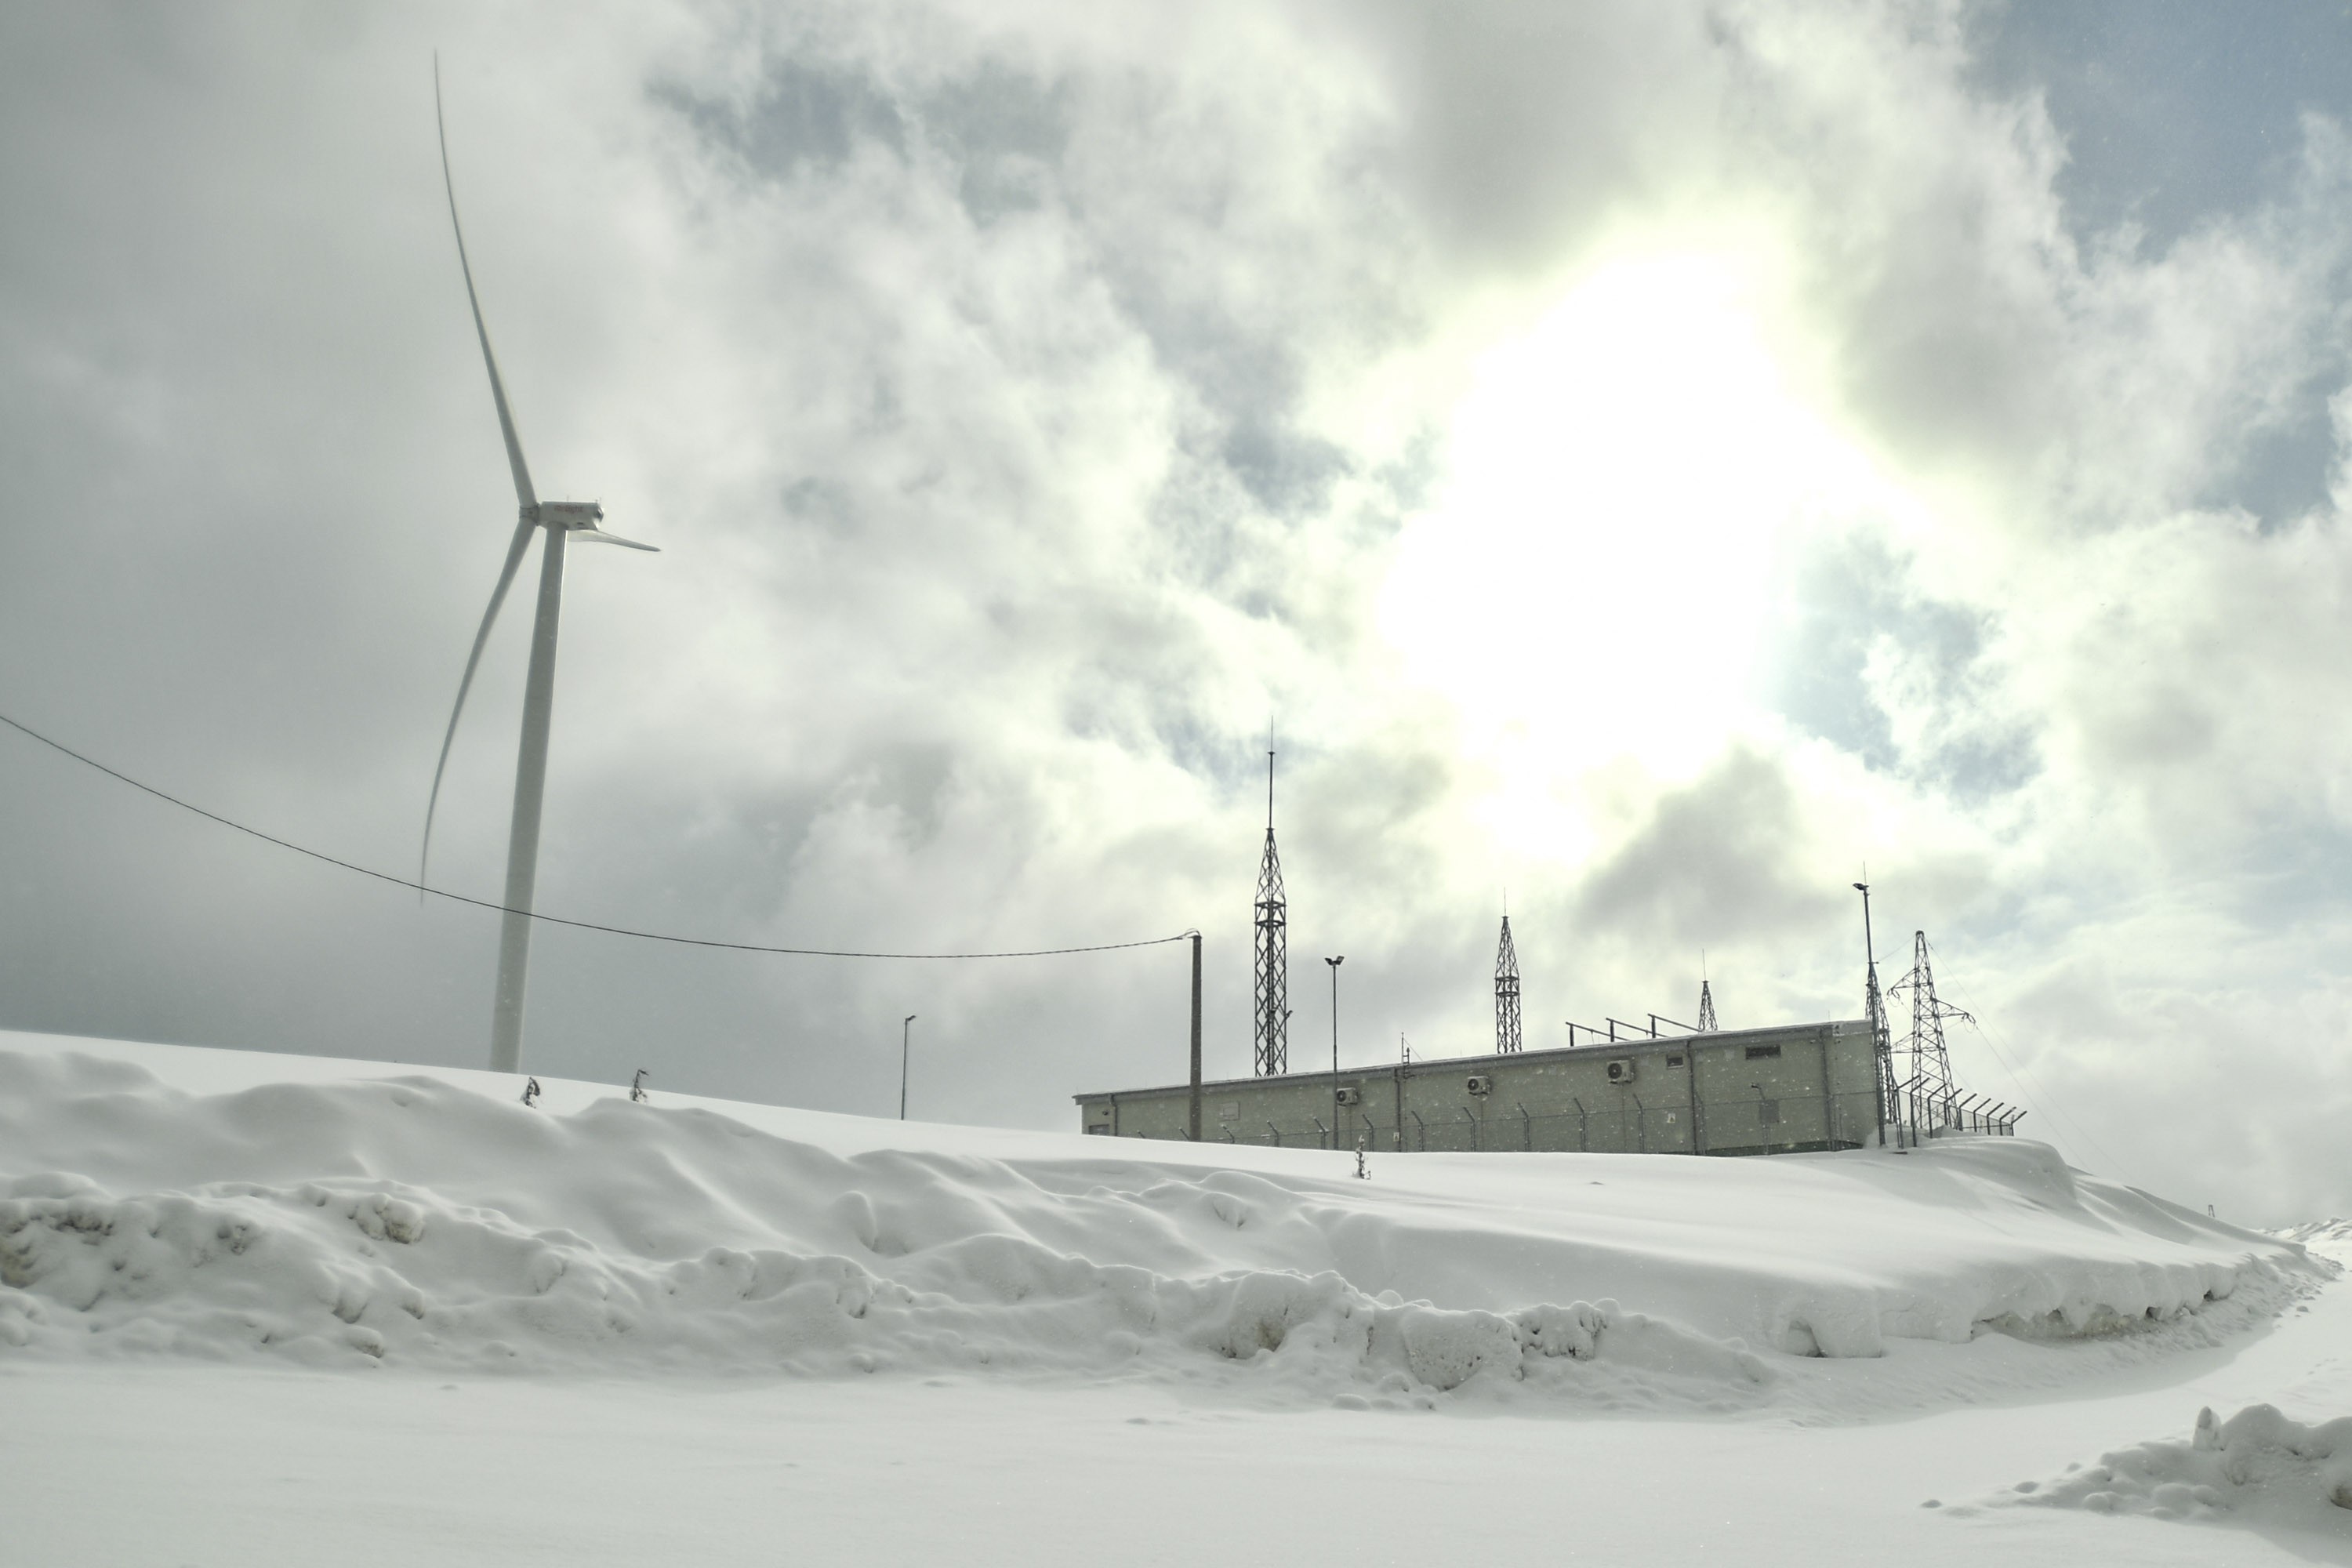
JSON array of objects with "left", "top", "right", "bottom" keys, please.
[{"left": 422, "top": 67, "right": 656, "bottom": 1074}]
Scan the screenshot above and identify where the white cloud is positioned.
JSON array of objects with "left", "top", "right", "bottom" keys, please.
[{"left": 2, "top": 0, "right": 2349, "bottom": 1221}]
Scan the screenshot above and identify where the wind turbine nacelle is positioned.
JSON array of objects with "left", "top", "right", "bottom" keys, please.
[{"left": 530, "top": 501, "right": 604, "bottom": 529}]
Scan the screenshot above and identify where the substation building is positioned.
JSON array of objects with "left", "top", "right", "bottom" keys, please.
[
  {"left": 1075, "top": 1018, "right": 1884, "bottom": 1156},
  {"left": 1081, "top": 753, "right": 2017, "bottom": 1157}
]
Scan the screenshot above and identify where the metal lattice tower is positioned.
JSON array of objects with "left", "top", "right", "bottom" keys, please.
[
  {"left": 1494, "top": 914, "right": 1523, "bottom": 1054},
  {"left": 1888, "top": 930, "right": 1973, "bottom": 1136},
  {"left": 1252, "top": 750, "right": 1289, "bottom": 1076},
  {"left": 1697, "top": 978, "right": 1719, "bottom": 1032}
]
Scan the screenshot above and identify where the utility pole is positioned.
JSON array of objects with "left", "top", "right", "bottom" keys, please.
[
  {"left": 899, "top": 1014, "right": 916, "bottom": 1120},
  {"left": 1326, "top": 956, "right": 1344, "bottom": 1149},
  {"left": 1854, "top": 880, "right": 1892, "bottom": 1147},
  {"left": 1189, "top": 931, "right": 1203, "bottom": 1142}
]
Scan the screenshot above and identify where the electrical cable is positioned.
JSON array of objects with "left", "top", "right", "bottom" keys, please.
[
  {"left": 1936, "top": 978, "right": 2136, "bottom": 1180},
  {"left": 0, "top": 709, "right": 1191, "bottom": 960}
]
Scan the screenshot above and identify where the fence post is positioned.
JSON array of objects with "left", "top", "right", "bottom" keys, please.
[
  {"left": 1410, "top": 1110, "right": 1427, "bottom": 1151},
  {"left": 1266, "top": 1120, "right": 1281, "bottom": 1148},
  {"left": 1461, "top": 1106, "right": 1479, "bottom": 1150},
  {"left": 1573, "top": 1097, "right": 1588, "bottom": 1152},
  {"left": 1518, "top": 1102, "right": 1532, "bottom": 1152}
]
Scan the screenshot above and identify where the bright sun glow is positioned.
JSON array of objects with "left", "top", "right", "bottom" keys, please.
[{"left": 1381, "top": 246, "right": 1901, "bottom": 858}]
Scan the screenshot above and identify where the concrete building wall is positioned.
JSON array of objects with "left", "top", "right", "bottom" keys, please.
[{"left": 1075, "top": 1020, "right": 1879, "bottom": 1156}]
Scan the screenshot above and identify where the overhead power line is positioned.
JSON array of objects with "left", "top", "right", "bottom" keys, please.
[
  {"left": 1935, "top": 977, "right": 2135, "bottom": 1181},
  {"left": 0, "top": 709, "right": 1189, "bottom": 961}
]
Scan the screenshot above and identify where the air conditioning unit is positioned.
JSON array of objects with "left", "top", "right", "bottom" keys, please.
[
  {"left": 1465, "top": 1074, "right": 1494, "bottom": 1096},
  {"left": 1605, "top": 1058, "right": 1636, "bottom": 1084},
  {"left": 1334, "top": 1086, "right": 1363, "bottom": 1106}
]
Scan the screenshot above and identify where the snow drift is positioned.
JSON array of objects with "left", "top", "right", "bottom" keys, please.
[
  {"left": 2000, "top": 1403, "right": 2352, "bottom": 1534},
  {"left": 0, "top": 1040, "right": 2322, "bottom": 1412}
]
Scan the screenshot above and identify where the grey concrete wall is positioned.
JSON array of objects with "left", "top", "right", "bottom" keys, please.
[{"left": 1076, "top": 1020, "right": 1879, "bottom": 1156}]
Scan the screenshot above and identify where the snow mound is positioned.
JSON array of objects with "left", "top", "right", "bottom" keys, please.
[
  {"left": 0, "top": 1165, "right": 1762, "bottom": 1401},
  {"left": 0, "top": 1042, "right": 2321, "bottom": 1411},
  {"left": 1998, "top": 1404, "right": 2352, "bottom": 1540}
]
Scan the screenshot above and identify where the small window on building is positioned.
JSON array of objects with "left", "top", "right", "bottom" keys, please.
[
  {"left": 1084, "top": 1124, "right": 1111, "bottom": 1135},
  {"left": 1665, "top": 1054, "right": 1684, "bottom": 1066},
  {"left": 1219, "top": 1101, "right": 1240, "bottom": 1120},
  {"left": 1744, "top": 1044, "right": 1782, "bottom": 1060}
]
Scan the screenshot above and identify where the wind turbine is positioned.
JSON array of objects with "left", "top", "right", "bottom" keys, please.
[{"left": 422, "top": 64, "right": 657, "bottom": 1074}]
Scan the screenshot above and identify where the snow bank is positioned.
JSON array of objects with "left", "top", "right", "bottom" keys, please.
[
  {"left": 0, "top": 1040, "right": 2321, "bottom": 1412},
  {"left": 1996, "top": 1404, "right": 2352, "bottom": 1539}
]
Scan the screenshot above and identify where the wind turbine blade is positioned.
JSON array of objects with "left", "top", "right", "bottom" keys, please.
[
  {"left": 570, "top": 527, "right": 660, "bottom": 552},
  {"left": 434, "top": 57, "right": 536, "bottom": 514},
  {"left": 420, "top": 514, "right": 537, "bottom": 890}
]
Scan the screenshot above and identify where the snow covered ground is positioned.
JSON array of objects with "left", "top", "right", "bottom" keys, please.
[{"left": 2, "top": 1029, "right": 2346, "bottom": 1565}]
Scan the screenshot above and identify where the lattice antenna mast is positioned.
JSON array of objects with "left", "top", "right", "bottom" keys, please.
[
  {"left": 1697, "top": 953, "right": 1719, "bottom": 1033},
  {"left": 1494, "top": 913, "right": 1523, "bottom": 1053},
  {"left": 1252, "top": 748, "right": 1289, "bottom": 1076},
  {"left": 1888, "top": 929, "right": 1972, "bottom": 1134}
]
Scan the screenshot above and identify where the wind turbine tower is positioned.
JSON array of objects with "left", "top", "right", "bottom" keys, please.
[
  {"left": 1253, "top": 749, "right": 1288, "bottom": 1076},
  {"left": 1494, "top": 912, "right": 1523, "bottom": 1053},
  {"left": 421, "top": 67, "right": 659, "bottom": 1074}
]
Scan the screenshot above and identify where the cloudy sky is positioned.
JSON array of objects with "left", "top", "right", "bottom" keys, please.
[{"left": 5, "top": 2, "right": 2350, "bottom": 1223}]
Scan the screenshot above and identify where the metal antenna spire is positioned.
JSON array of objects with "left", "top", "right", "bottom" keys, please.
[
  {"left": 1494, "top": 911, "right": 1523, "bottom": 1053},
  {"left": 1888, "top": 931, "right": 1973, "bottom": 1138},
  {"left": 1697, "top": 951, "right": 1719, "bottom": 1033},
  {"left": 1253, "top": 743, "right": 1289, "bottom": 1076}
]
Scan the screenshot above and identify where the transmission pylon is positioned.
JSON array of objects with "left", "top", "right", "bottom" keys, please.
[
  {"left": 1252, "top": 749, "right": 1288, "bottom": 1076},
  {"left": 1494, "top": 913, "right": 1523, "bottom": 1053},
  {"left": 1888, "top": 930, "right": 1972, "bottom": 1137},
  {"left": 1697, "top": 976, "right": 1718, "bottom": 1033}
]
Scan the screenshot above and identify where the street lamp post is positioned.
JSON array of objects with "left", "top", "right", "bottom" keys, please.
[
  {"left": 1188, "top": 931, "right": 1203, "bottom": 1142},
  {"left": 1325, "top": 956, "right": 1344, "bottom": 1151},
  {"left": 900, "top": 1014, "right": 916, "bottom": 1120},
  {"left": 1854, "top": 879, "right": 1888, "bottom": 1147}
]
